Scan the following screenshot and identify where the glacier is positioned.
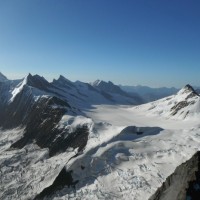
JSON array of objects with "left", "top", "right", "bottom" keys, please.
[{"left": 0, "top": 72, "right": 200, "bottom": 199}]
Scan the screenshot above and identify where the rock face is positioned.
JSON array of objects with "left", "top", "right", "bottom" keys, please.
[
  {"left": 0, "top": 72, "right": 8, "bottom": 82},
  {"left": 34, "top": 167, "right": 78, "bottom": 200},
  {"left": 186, "top": 153, "right": 200, "bottom": 199},
  {"left": 149, "top": 151, "right": 200, "bottom": 200},
  {"left": 0, "top": 74, "right": 91, "bottom": 156},
  {"left": 10, "top": 96, "right": 90, "bottom": 157}
]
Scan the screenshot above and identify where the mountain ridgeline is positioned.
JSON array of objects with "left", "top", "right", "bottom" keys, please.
[
  {"left": 1, "top": 72, "right": 200, "bottom": 200},
  {"left": 1, "top": 72, "right": 199, "bottom": 156},
  {"left": 0, "top": 73, "right": 142, "bottom": 156}
]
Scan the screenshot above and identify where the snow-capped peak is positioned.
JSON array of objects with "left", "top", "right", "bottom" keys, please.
[
  {"left": 8, "top": 73, "right": 51, "bottom": 103},
  {"left": 0, "top": 72, "right": 8, "bottom": 82},
  {"left": 91, "top": 79, "right": 103, "bottom": 87},
  {"left": 10, "top": 75, "right": 29, "bottom": 102},
  {"left": 177, "top": 84, "right": 197, "bottom": 96},
  {"left": 92, "top": 79, "right": 115, "bottom": 87},
  {"left": 91, "top": 79, "right": 116, "bottom": 90},
  {"left": 184, "top": 84, "right": 195, "bottom": 91},
  {"left": 91, "top": 79, "right": 131, "bottom": 96},
  {"left": 134, "top": 84, "right": 200, "bottom": 120}
]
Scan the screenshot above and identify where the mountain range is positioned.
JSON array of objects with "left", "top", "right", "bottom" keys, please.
[
  {"left": 0, "top": 72, "right": 200, "bottom": 200},
  {"left": 0, "top": 73, "right": 144, "bottom": 156}
]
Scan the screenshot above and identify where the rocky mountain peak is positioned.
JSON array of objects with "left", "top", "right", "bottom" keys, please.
[
  {"left": 92, "top": 80, "right": 121, "bottom": 93},
  {"left": 183, "top": 84, "right": 195, "bottom": 92},
  {"left": 57, "top": 75, "right": 73, "bottom": 83},
  {"left": 91, "top": 79, "right": 103, "bottom": 87},
  {"left": 52, "top": 75, "right": 75, "bottom": 88},
  {"left": 0, "top": 72, "right": 8, "bottom": 82},
  {"left": 24, "top": 73, "right": 51, "bottom": 91},
  {"left": 177, "top": 84, "right": 198, "bottom": 97}
]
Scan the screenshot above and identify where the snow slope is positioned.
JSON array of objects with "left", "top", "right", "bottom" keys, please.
[
  {"left": 53, "top": 127, "right": 200, "bottom": 200},
  {"left": 45, "top": 102, "right": 200, "bottom": 200},
  {"left": 2, "top": 102, "right": 200, "bottom": 199},
  {"left": 39, "top": 86, "right": 200, "bottom": 199},
  {"left": 132, "top": 84, "right": 200, "bottom": 120},
  {"left": 0, "top": 140, "right": 77, "bottom": 199}
]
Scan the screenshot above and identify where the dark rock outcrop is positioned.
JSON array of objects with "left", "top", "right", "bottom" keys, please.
[
  {"left": 34, "top": 168, "right": 78, "bottom": 200},
  {"left": 149, "top": 152, "right": 200, "bottom": 200}
]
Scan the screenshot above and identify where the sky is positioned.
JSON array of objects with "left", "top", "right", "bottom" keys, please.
[{"left": 0, "top": 0, "right": 200, "bottom": 87}]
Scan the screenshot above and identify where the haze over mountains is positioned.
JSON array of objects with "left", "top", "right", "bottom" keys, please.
[
  {"left": 120, "top": 85, "right": 179, "bottom": 102},
  {"left": 1, "top": 72, "right": 200, "bottom": 200}
]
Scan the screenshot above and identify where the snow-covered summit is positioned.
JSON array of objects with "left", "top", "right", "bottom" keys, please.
[
  {"left": 134, "top": 84, "right": 200, "bottom": 120},
  {"left": 91, "top": 79, "right": 102, "bottom": 87},
  {"left": 8, "top": 73, "right": 52, "bottom": 103},
  {"left": 91, "top": 79, "right": 130, "bottom": 95},
  {"left": 177, "top": 84, "right": 198, "bottom": 96},
  {"left": 0, "top": 72, "right": 8, "bottom": 82},
  {"left": 92, "top": 79, "right": 116, "bottom": 90}
]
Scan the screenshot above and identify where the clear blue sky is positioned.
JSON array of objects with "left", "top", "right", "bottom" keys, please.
[{"left": 0, "top": 0, "right": 200, "bottom": 87}]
